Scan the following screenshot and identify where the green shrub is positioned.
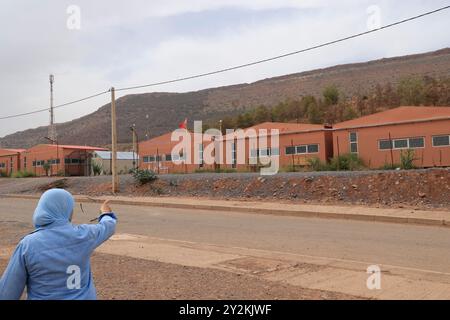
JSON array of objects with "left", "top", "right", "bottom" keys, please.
[
  {"left": 131, "top": 168, "right": 157, "bottom": 185},
  {"left": 329, "top": 153, "right": 365, "bottom": 171},
  {"left": 306, "top": 157, "right": 328, "bottom": 171},
  {"left": 400, "top": 149, "right": 417, "bottom": 170},
  {"left": 92, "top": 162, "right": 102, "bottom": 176},
  {"left": 0, "top": 171, "right": 10, "bottom": 178},
  {"left": 11, "top": 170, "right": 36, "bottom": 178}
]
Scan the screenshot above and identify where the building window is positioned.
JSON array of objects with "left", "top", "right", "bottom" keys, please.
[
  {"left": 285, "top": 144, "right": 319, "bottom": 155},
  {"left": 64, "top": 158, "right": 82, "bottom": 165},
  {"left": 349, "top": 132, "right": 358, "bottom": 153},
  {"left": 198, "top": 144, "right": 204, "bottom": 167},
  {"left": 307, "top": 144, "right": 319, "bottom": 154},
  {"left": 24, "top": 157, "right": 27, "bottom": 169},
  {"left": 379, "top": 140, "right": 392, "bottom": 150},
  {"left": 296, "top": 145, "right": 307, "bottom": 154},
  {"left": 408, "top": 137, "right": 424, "bottom": 149},
  {"left": 432, "top": 135, "right": 450, "bottom": 147},
  {"left": 379, "top": 137, "right": 425, "bottom": 150},
  {"left": 165, "top": 154, "right": 172, "bottom": 161},
  {"left": 33, "top": 160, "right": 45, "bottom": 167},
  {"left": 271, "top": 148, "right": 280, "bottom": 156},
  {"left": 0, "top": 163, "right": 5, "bottom": 169},
  {"left": 393, "top": 139, "right": 408, "bottom": 149},
  {"left": 231, "top": 142, "right": 236, "bottom": 168},
  {"left": 285, "top": 146, "right": 295, "bottom": 155},
  {"left": 259, "top": 148, "right": 270, "bottom": 157}
]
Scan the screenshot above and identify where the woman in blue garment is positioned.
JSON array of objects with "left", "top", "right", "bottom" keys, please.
[{"left": 0, "top": 188, "right": 117, "bottom": 300}]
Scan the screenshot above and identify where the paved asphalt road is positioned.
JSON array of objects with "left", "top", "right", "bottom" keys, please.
[{"left": 1, "top": 198, "right": 450, "bottom": 274}]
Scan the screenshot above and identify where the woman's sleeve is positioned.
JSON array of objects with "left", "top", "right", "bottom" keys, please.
[
  {"left": 81, "top": 213, "right": 118, "bottom": 250},
  {"left": 0, "top": 242, "right": 27, "bottom": 300}
]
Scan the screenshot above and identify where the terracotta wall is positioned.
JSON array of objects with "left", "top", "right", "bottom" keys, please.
[
  {"left": 332, "top": 119, "right": 450, "bottom": 168},
  {"left": 0, "top": 151, "right": 22, "bottom": 176}
]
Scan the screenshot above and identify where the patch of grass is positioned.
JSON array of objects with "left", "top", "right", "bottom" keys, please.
[
  {"left": 11, "top": 170, "right": 36, "bottom": 178},
  {"left": 306, "top": 157, "right": 328, "bottom": 171},
  {"left": 328, "top": 153, "right": 365, "bottom": 171}
]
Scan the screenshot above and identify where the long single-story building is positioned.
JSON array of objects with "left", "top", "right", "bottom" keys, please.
[
  {"left": 0, "top": 148, "right": 25, "bottom": 176},
  {"left": 219, "top": 122, "right": 333, "bottom": 172},
  {"left": 20, "top": 144, "right": 108, "bottom": 176},
  {"left": 138, "top": 123, "right": 333, "bottom": 173},
  {"left": 92, "top": 151, "right": 139, "bottom": 175},
  {"left": 139, "top": 130, "right": 216, "bottom": 173},
  {"left": 333, "top": 106, "right": 450, "bottom": 168}
]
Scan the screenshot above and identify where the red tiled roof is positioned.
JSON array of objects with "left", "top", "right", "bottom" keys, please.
[
  {"left": 334, "top": 106, "right": 450, "bottom": 129},
  {"left": 0, "top": 148, "right": 25, "bottom": 156},
  {"left": 222, "top": 122, "right": 326, "bottom": 140},
  {"left": 1, "top": 148, "right": 26, "bottom": 153},
  {"left": 47, "top": 144, "right": 108, "bottom": 151},
  {"left": 140, "top": 130, "right": 215, "bottom": 146}
]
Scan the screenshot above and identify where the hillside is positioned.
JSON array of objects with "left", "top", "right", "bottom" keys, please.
[{"left": 1, "top": 48, "right": 450, "bottom": 149}]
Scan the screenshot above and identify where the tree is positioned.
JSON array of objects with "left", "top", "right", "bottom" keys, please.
[
  {"left": 221, "top": 117, "right": 235, "bottom": 133},
  {"left": 323, "top": 85, "right": 340, "bottom": 106},
  {"left": 235, "top": 112, "right": 254, "bottom": 129},
  {"left": 307, "top": 101, "right": 323, "bottom": 124},
  {"left": 397, "top": 77, "right": 425, "bottom": 106},
  {"left": 254, "top": 105, "right": 272, "bottom": 123}
]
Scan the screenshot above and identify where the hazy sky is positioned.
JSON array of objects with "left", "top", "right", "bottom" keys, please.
[{"left": 0, "top": 0, "right": 449, "bottom": 138}]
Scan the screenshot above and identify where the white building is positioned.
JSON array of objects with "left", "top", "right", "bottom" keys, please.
[{"left": 91, "top": 151, "right": 139, "bottom": 175}]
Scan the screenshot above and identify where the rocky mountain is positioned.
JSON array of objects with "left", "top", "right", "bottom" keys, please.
[{"left": 1, "top": 48, "right": 449, "bottom": 149}]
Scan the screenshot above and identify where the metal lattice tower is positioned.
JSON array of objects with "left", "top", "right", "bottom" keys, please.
[{"left": 48, "top": 74, "right": 57, "bottom": 143}]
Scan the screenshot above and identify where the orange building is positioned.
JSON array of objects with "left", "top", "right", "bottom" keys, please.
[
  {"left": 333, "top": 106, "right": 450, "bottom": 168},
  {"left": 139, "top": 130, "right": 217, "bottom": 174},
  {"left": 219, "top": 122, "right": 333, "bottom": 172},
  {"left": 139, "top": 123, "right": 333, "bottom": 173},
  {"left": 20, "top": 144, "right": 107, "bottom": 177},
  {"left": 0, "top": 149, "right": 25, "bottom": 176}
]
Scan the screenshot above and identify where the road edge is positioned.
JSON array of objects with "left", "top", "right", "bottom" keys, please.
[{"left": 1, "top": 193, "right": 449, "bottom": 227}]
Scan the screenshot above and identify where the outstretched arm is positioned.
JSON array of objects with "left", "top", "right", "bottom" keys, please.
[
  {"left": 0, "top": 242, "right": 27, "bottom": 300},
  {"left": 82, "top": 200, "right": 118, "bottom": 250}
]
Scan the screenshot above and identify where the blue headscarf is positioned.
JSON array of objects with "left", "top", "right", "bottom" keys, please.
[{"left": 33, "top": 189, "right": 75, "bottom": 228}]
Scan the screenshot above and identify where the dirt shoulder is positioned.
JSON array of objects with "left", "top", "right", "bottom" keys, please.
[{"left": 0, "top": 168, "right": 449, "bottom": 211}]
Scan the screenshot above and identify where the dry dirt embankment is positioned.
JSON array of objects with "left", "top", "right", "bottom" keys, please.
[{"left": 0, "top": 168, "right": 449, "bottom": 210}]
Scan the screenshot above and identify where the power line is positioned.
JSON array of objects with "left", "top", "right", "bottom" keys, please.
[
  {"left": 0, "top": 90, "right": 109, "bottom": 120},
  {"left": 115, "top": 5, "right": 450, "bottom": 92},
  {"left": 1, "top": 5, "right": 449, "bottom": 121}
]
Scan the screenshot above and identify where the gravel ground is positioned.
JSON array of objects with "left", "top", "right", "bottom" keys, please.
[
  {"left": 0, "top": 168, "right": 449, "bottom": 210},
  {"left": 0, "top": 222, "right": 358, "bottom": 300}
]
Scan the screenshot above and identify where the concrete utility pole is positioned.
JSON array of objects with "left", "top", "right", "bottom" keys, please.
[
  {"left": 111, "top": 87, "right": 119, "bottom": 193},
  {"left": 130, "top": 124, "right": 137, "bottom": 170},
  {"left": 48, "top": 74, "right": 57, "bottom": 143}
]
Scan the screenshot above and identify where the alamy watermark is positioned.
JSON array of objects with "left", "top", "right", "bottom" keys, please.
[
  {"left": 366, "top": 265, "right": 381, "bottom": 290},
  {"left": 367, "top": 5, "right": 382, "bottom": 30},
  {"left": 67, "top": 5, "right": 81, "bottom": 30},
  {"left": 163, "top": 121, "right": 280, "bottom": 175},
  {"left": 66, "top": 265, "right": 81, "bottom": 290}
]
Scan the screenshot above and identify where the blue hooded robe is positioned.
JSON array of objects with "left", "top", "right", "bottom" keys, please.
[{"left": 0, "top": 189, "right": 117, "bottom": 300}]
